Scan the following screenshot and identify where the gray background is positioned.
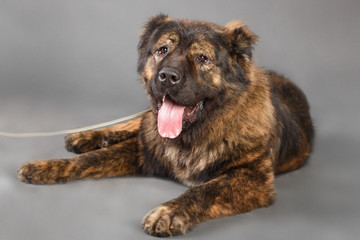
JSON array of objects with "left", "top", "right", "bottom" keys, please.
[{"left": 0, "top": 0, "right": 359, "bottom": 239}]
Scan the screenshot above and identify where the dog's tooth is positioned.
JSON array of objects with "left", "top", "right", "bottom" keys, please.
[{"left": 162, "top": 95, "right": 166, "bottom": 102}]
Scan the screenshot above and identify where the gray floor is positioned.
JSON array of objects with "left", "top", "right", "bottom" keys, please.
[{"left": 1, "top": 0, "right": 359, "bottom": 239}]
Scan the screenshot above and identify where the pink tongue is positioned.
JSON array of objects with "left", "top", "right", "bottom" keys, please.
[{"left": 158, "top": 97, "right": 185, "bottom": 139}]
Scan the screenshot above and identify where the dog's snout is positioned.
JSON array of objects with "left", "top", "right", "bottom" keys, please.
[{"left": 158, "top": 68, "right": 181, "bottom": 85}]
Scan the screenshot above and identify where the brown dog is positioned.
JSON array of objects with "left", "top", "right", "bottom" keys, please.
[{"left": 17, "top": 14, "right": 314, "bottom": 237}]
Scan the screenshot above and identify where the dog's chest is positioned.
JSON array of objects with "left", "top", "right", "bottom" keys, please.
[{"left": 163, "top": 144, "right": 223, "bottom": 187}]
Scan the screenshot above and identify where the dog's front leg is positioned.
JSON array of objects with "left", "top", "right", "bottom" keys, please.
[
  {"left": 65, "top": 117, "right": 142, "bottom": 154},
  {"left": 142, "top": 156, "right": 275, "bottom": 237},
  {"left": 18, "top": 137, "right": 141, "bottom": 184}
]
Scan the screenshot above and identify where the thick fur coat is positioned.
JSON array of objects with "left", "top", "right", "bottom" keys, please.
[{"left": 18, "top": 15, "right": 314, "bottom": 237}]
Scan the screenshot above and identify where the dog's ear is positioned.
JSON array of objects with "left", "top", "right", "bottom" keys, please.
[
  {"left": 138, "top": 14, "right": 171, "bottom": 54},
  {"left": 224, "top": 20, "right": 258, "bottom": 60},
  {"left": 137, "top": 14, "right": 172, "bottom": 73}
]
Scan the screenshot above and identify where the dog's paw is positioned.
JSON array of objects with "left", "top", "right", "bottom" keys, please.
[
  {"left": 65, "top": 131, "right": 103, "bottom": 154},
  {"left": 17, "top": 160, "right": 69, "bottom": 184},
  {"left": 142, "top": 205, "right": 192, "bottom": 237}
]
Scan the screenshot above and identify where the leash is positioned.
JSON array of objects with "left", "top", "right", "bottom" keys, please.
[{"left": 0, "top": 109, "right": 150, "bottom": 138}]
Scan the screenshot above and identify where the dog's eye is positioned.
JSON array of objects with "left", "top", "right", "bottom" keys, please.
[
  {"left": 155, "top": 47, "right": 168, "bottom": 56},
  {"left": 197, "top": 55, "right": 209, "bottom": 64}
]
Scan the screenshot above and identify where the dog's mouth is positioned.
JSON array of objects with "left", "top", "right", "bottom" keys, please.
[{"left": 157, "top": 95, "right": 203, "bottom": 139}]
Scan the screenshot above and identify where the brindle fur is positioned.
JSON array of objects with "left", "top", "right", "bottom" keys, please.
[{"left": 18, "top": 14, "right": 314, "bottom": 237}]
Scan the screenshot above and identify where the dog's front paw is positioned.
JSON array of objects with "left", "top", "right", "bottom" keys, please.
[
  {"left": 142, "top": 205, "right": 192, "bottom": 237},
  {"left": 65, "top": 131, "right": 103, "bottom": 153}
]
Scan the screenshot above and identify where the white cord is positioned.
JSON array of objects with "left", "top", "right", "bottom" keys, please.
[{"left": 0, "top": 109, "right": 150, "bottom": 138}]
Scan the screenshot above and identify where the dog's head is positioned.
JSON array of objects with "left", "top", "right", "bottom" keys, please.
[{"left": 137, "top": 14, "right": 258, "bottom": 139}]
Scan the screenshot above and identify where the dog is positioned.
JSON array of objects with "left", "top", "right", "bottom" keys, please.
[{"left": 17, "top": 14, "right": 314, "bottom": 237}]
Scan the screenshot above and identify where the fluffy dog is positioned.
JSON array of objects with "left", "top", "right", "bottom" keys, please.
[{"left": 18, "top": 14, "right": 314, "bottom": 237}]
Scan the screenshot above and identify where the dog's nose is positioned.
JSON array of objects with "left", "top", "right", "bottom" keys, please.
[{"left": 158, "top": 68, "right": 181, "bottom": 85}]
